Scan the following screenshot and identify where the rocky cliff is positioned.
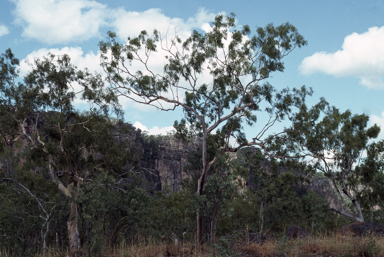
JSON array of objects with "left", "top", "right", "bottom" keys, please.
[
  {"left": 309, "top": 176, "right": 343, "bottom": 211},
  {"left": 136, "top": 133, "right": 200, "bottom": 193},
  {"left": 0, "top": 112, "right": 346, "bottom": 209}
]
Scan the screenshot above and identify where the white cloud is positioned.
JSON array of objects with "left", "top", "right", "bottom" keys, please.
[
  {"left": 16, "top": 6, "right": 241, "bottom": 116},
  {"left": 110, "top": 8, "right": 215, "bottom": 41},
  {"left": 133, "top": 121, "right": 175, "bottom": 135},
  {"left": 106, "top": 8, "right": 220, "bottom": 112},
  {"left": 20, "top": 47, "right": 102, "bottom": 76},
  {"left": 20, "top": 47, "right": 104, "bottom": 107},
  {"left": 0, "top": 25, "right": 9, "bottom": 37},
  {"left": 12, "top": 0, "right": 108, "bottom": 44},
  {"left": 300, "top": 26, "right": 384, "bottom": 89},
  {"left": 11, "top": 0, "right": 216, "bottom": 45},
  {"left": 371, "top": 112, "right": 384, "bottom": 139}
]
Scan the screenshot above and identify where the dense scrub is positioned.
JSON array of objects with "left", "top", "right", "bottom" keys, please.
[{"left": 0, "top": 130, "right": 363, "bottom": 256}]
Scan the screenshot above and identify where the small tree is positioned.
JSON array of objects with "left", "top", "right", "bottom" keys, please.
[
  {"left": 100, "top": 13, "right": 310, "bottom": 243},
  {"left": 354, "top": 140, "right": 384, "bottom": 221},
  {"left": 289, "top": 101, "right": 382, "bottom": 222},
  {"left": 237, "top": 148, "right": 316, "bottom": 234}
]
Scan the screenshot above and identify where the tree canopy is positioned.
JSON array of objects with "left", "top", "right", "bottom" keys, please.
[
  {"left": 288, "top": 100, "right": 382, "bottom": 222},
  {"left": 99, "top": 13, "right": 313, "bottom": 243}
]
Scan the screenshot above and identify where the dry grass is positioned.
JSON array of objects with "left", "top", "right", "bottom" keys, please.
[
  {"left": 104, "top": 241, "right": 218, "bottom": 257},
  {"left": 3, "top": 235, "right": 384, "bottom": 256},
  {"left": 240, "top": 235, "right": 384, "bottom": 256}
]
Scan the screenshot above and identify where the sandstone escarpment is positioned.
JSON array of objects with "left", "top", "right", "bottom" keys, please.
[{"left": 137, "top": 134, "right": 200, "bottom": 193}]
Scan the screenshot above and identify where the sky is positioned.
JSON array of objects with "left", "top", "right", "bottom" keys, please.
[{"left": 1, "top": 0, "right": 384, "bottom": 141}]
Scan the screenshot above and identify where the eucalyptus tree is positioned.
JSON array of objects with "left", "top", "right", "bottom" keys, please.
[
  {"left": 288, "top": 101, "right": 382, "bottom": 222},
  {"left": 0, "top": 49, "right": 125, "bottom": 254},
  {"left": 353, "top": 140, "right": 384, "bottom": 221},
  {"left": 99, "top": 13, "right": 310, "bottom": 243}
]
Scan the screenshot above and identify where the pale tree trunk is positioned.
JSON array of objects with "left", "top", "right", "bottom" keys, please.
[
  {"left": 18, "top": 114, "right": 83, "bottom": 254},
  {"left": 196, "top": 166, "right": 207, "bottom": 245},
  {"left": 42, "top": 218, "right": 53, "bottom": 256},
  {"left": 47, "top": 156, "right": 81, "bottom": 253},
  {"left": 46, "top": 154, "right": 81, "bottom": 254},
  {"left": 197, "top": 133, "right": 209, "bottom": 245},
  {"left": 328, "top": 174, "right": 364, "bottom": 222},
  {"left": 67, "top": 201, "right": 80, "bottom": 254}
]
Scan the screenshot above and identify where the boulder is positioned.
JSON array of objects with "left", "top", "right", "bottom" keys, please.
[
  {"left": 285, "top": 225, "right": 309, "bottom": 239},
  {"left": 338, "top": 221, "right": 384, "bottom": 237}
]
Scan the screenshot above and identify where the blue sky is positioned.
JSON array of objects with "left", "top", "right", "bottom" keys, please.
[{"left": 1, "top": 0, "right": 384, "bottom": 141}]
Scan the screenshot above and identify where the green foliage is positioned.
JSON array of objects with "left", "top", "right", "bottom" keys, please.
[
  {"left": 274, "top": 236, "right": 295, "bottom": 256},
  {"left": 199, "top": 155, "right": 237, "bottom": 241},
  {"left": 230, "top": 148, "right": 337, "bottom": 235},
  {"left": 100, "top": 12, "right": 312, "bottom": 243},
  {"left": 76, "top": 172, "right": 152, "bottom": 255},
  {"left": 0, "top": 168, "right": 67, "bottom": 256},
  {"left": 0, "top": 48, "right": 134, "bottom": 254},
  {"left": 301, "top": 191, "right": 337, "bottom": 235},
  {"left": 288, "top": 101, "right": 384, "bottom": 221},
  {"left": 212, "top": 237, "right": 239, "bottom": 257},
  {"left": 149, "top": 189, "right": 194, "bottom": 242},
  {"left": 99, "top": 11, "right": 311, "bottom": 170},
  {"left": 356, "top": 141, "right": 384, "bottom": 219}
]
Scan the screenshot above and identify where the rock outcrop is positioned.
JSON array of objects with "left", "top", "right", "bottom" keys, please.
[
  {"left": 137, "top": 134, "right": 200, "bottom": 193},
  {"left": 309, "top": 177, "right": 343, "bottom": 211}
]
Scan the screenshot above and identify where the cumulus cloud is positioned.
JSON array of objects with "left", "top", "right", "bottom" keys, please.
[
  {"left": 110, "top": 8, "right": 215, "bottom": 41},
  {"left": 0, "top": 25, "right": 9, "bottom": 37},
  {"left": 370, "top": 112, "right": 384, "bottom": 139},
  {"left": 300, "top": 26, "right": 384, "bottom": 89},
  {"left": 105, "top": 8, "right": 220, "bottom": 111},
  {"left": 20, "top": 47, "right": 104, "bottom": 107},
  {"left": 11, "top": 0, "right": 216, "bottom": 45},
  {"left": 12, "top": 0, "right": 108, "bottom": 44},
  {"left": 133, "top": 121, "right": 175, "bottom": 135},
  {"left": 15, "top": 5, "right": 231, "bottom": 114},
  {"left": 19, "top": 47, "right": 102, "bottom": 76}
]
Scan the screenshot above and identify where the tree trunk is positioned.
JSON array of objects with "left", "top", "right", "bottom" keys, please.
[
  {"left": 259, "top": 200, "right": 264, "bottom": 237},
  {"left": 42, "top": 219, "right": 50, "bottom": 256},
  {"left": 197, "top": 173, "right": 206, "bottom": 245},
  {"left": 211, "top": 202, "right": 219, "bottom": 243},
  {"left": 67, "top": 201, "right": 80, "bottom": 254},
  {"left": 197, "top": 133, "right": 208, "bottom": 246},
  {"left": 328, "top": 175, "right": 365, "bottom": 222}
]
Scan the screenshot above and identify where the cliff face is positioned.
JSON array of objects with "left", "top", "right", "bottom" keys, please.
[
  {"left": 0, "top": 111, "right": 200, "bottom": 194},
  {"left": 0, "top": 113, "right": 346, "bottom": 208},
  {"left": 309, "top": 177, "right": 343, "bottom": 210},
  {"left": 138, "top": 135, "right": 200, "bottom": 193}
]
